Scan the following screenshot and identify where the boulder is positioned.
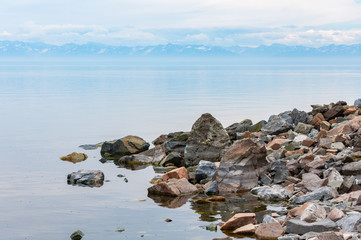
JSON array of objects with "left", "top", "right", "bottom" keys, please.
[
  {"left": 336, "top": 213, "right": 361, "bottom": 231},
  {"left": 263, "top": 214, "right": 278, "bottom": 223},
  {"left": 262, "top": 114, "right": 293, "bottom": 135},
  {"left": 342, "top": 161, "right": 361, "bottom": 176},
  {"left": 315, "top": 232, "right": 343, "bottom": 240},
  {"left": 327, "top": 208, "right": 344, "bottom": 222},
  {"left": 323, "top": 105, "right": 344, "bottom": 121},
  {"left": 216, "top": 139, "right": 269, "bottom": 192},
  {"left": 195, "top": 160, "right": 217, "bottom": 183},
  {"left": 267, "top": 138, "right": 291, "bottom": 150},
  {"left": 164, "top": 140, "right": 187, "bottom": 154},
  {"left": 147, "top": 178, "right": 198, "bottom": 197},
  {"left": 117, "top": 154, "right": 153, "bottom": 165},
  {"left": 184, "top": 113, "right": 231, "bottom": 166},
  {"left": 312, "top": 113, "right": 326, "bottom": 127},
  {"left": 152, "top": 134, "right": 168, "bottom": 145},
  {"left": 354, "top": 98, "right": 361, "bottom": 108},
  {"left": 255, "top": 222, "right": 285, "bottom": 240},
  {"left": 302, "top": 173, "right": 327, "bottom": 192},
  {"left": 291, "top": 108, "right": 310, "bottom": 125},
  {"left": 249, "top": 120, "right": 267, "bottom": 132},
  {"left": 205, "top": 181, "right": 219, "bottom": 195},
  {"left": 160, "top": 151, "right": 184, "bottom": 167},
  {"left": 233, "top": 223, "right": 256, "bottom": 234},
  {"left": 294, "top": 123, "right": 314, "bottom": 134},
  {"left": 270, "top": 160, "right": 289, "bottom": 184},
  {"left": 285, "top": 219, "right": 337, "bottom": 235},
  {"left": 60, "top": 152, "right": 88, "bottom": 163},
  {"left": 67, "top": 170, "right": 104, "bottom": 187},
  {"left": 220, "top": 213, "right": 257, "bottom": 231},
  {"left": 326, "top": 169, "right": 343, "bottom": 189},
  {"left": 162, "top": 167, "right": 189, "bottom": 181},
  {"left": 300, "top": 203, "right": 326, "bottom": 223},
  {"left": 327, "top": 116, "right": 361, "bottom": 137},
  {"left": 292, "top": 187, "right": 337, "bottom": 204},
  {"left": 100, "top": 135, "right": 150, "bottom": 159},
  {"left": 251, "top": 185, "right": 292, "bottom": 200}
]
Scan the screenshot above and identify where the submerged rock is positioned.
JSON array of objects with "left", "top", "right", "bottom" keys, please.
[
  {"left": 184, "top": 113, "right": 231, "bottom": 166},
  {"left": 216, "top": 139, "right": 269, "bottom": 192},
  {"left": 67, "top": 170, "right": 104, "bottom": 187},
  {"left": 60, "top": 152, "right": 88, "bottom": 163},
  {"left": 70, "top": 230, "right": 84, "bottom": 240},
  {"left": 100, "top": 135, "right": 150, "bottom": 160}
]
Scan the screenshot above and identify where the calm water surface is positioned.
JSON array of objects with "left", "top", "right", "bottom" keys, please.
[{"left": 1, "top": 57, "right": 361, "bottom": 240}]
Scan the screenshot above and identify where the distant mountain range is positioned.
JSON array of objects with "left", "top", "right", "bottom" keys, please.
[{"left": 1, "top": 41, "right": 361, "bottom": 57}]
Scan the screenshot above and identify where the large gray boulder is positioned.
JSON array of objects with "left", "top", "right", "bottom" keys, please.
[
  {"left": 291, "top": 186, "right": 337, "bottom": 204},
  {"left": 285, "top": 219, "right": 337, "bottom": 235},
  {"left": 195, "top": 160, "right": 217, "bottom": 183},
  {"left": 100, "top": 135, "right": 150, "bottom": 160},
  {"left": 336, "top": 213, "right": 361, "bottom": 231},
  {"left": 290, "top": 108, "right": 310, "bottom": 125},
  {"left": 262, "top": 114, "right": 293, "bottom": 135},
  {"left": 251, "top": 185, "right": 292, "bottom": 200},
  {"left": 216, "top": 139, "right": 269, "bottom": 192},
  {"left": 355, "top": 98, "right": 361, "bottom": 108},
  {"left": 184, "top": 113, "right": 231, "bottom": 166}
]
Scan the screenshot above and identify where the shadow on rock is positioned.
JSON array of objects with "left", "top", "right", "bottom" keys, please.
[{"left": 147, "top": 193, "right": 195, "bottom": 208}]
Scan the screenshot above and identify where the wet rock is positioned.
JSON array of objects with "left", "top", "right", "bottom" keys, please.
[
  {"left": 160, "top": 151, "right": 184, "bottom": 167},
  {"left": 342, "top": 162, "right": 361, "bottom": 176},
  {"left": 162, "top": 167, "right": 189, "bottom": 181},
  {"left": 285, "top": 219, "right": 337, "bottom": 235},
  {"left": 295, "top": 123, "right": 314, "bottom": 134},
  {"left": 117, "top": 154, "right": 153, "bottom": 165},
  {"left": 255, "top": 222, "right": 285, "bottom": 240},
  {"left": 354, "top": 98, "right": 361, "bottom": 108},
  {"left": 251, "top": 185, "right": 292, "bottom": 201},
  {"left": 70, "top": 230, "right": 84, "bottom": 240},
  {"left": 300, "top": 203, "right": 326, "bottom": 223},
  {"left": 327, "top": 116, "right": 361, "bottom": 136},
  {"left": 147, "top": 178, "right": 198, "bottom": 196},
  {"left": 195, "top": 160, "right": 217, "bottom": 183},
  {"left": 336, "top": 213, "right": 361, "bottom": 231},
  {"left": 262, "top": 114, "right": 293, "bottom": 135},
  {"left": 216, "top": 139, "right": 269, "bottom": 192},
  {"left": 60, "top": 152, "right": 88, "bottom": 163},
  {"left": 292, "top": 187, "right": 337, "bottom": 204},
  {"left": 220, "top": 213, "right": 257, "bottom": 231},
  {"left": 234, "top": 223, "right": 256, "bottom": 234},
  {"left": 100, "top": 135, "right": 150, "bottom": 160},
  {"left": 270, "top": 160, "right": 289, "bottom": 184},
  {"left": 184, "top": 113, "right": 231, "bottom": 166},
  {"left": 67, "top": 170, "right": 104, "bottom": 187},
  {"left": 205, "top": 181, "right": 219, "bottom": 195},
  {"left": 327, "top": 208, "right": 344, "bottom": 222},
  {"left": 323, "top": 105, "right": 344, "bottom": 121}
]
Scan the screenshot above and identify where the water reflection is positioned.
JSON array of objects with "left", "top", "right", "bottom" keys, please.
[
  {"left": 148, "top": 194, "right": 195, "bottom": 208},
  {"left": 113, "top": 159, "right": 149, "bottom": 171}
]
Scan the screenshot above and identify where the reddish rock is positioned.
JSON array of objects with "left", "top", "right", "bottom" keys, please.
[
  {"left": 302, "top": 173, "right": 327, "bottom": 191},
  {"left": 147, "top": 178, "right": 198, "bottom": 196},
  {"left": 327, "top": 116, "right": 361, "bottom": 136},
  {"left": 162, "top": 167, "right": 189, "bottom": 181},
  {"left": 316, "top": 231, "right": 343, "bottom": 240},
  {"left": 305, "top": 158, "right": 325, "bottom": 171},
  {"left": 267, "top": 138, "right": 291, "bottom": 150},
  {"left": 302, "top": 139, "right": 317, "bottom": 147},
  {"left": 208, "top": 196, "right": 226, "bottom": 202},
  {"left": 285, "top": 149, "right": 304, "bottom": 158},
  {"left": 327, "top": 208, "right": 344, "bottom": 221},
  {"left": 332, "top": 134, "right": 347, "bottom": 143},
  {"left": 239, "top": 131, "right": 257, "bottom": 139},
  {"left": 344, "top": 106, "right": 357, "bottom": 115},
  {"left": 220, "top": 213, "right": 257, "bottom": 231},
  {"left": 312, "top": 113, "right": 325, "bottom": 127},
  {"left": 233, "top": 223, "right": 256, "bottom": 234},
  {"left": 319, "top": 137, "right": 332, "bottom": 149},
  {"left": 288, "top": 202, "right": 312, "bottom": 217},
  {"left": 317, "top": 129, "right": 328, "bottom": 139},
  {"left": 255, "top": 222, "right": 285, "bottom": 240},
  {"left": 323, "top": 105, "right": 344, "bottom": 120}
]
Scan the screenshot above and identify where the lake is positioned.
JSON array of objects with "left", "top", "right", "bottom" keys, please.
[{"left": 1, "top": 57, "right": 361, "bottom": 240}]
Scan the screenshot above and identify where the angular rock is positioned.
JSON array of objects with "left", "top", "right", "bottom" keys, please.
[
  {"left": 295, "top": 123, "right": 314, "bottom": 134},
  {"left": 327, "top": 116, "right": 361, "bottom": 137},
  {"left": 160, "top": 151, "right": 184, "bottom": 167},
  {"left": 312, "top": 113, "right": 326, "bottom": 127},
  {"left": 100, "top": 135, "right": 150, "bottom": 159},
  {"left": 263, "top": 214, "right": 278, "bottom": 223},
  {"left": 336, "top": 213, "right": 361, "bottom": 231},
  {"left": 184, "top": 113, "right": 231, "bottom": 166},
  {"left": 60, "top": 152, "right": 88, "bottom": 163},
  {"left": 327, "top": 208, "right": 344, "bottom": 222},
  {"left": 285, "top": 219, "right": 337, "bottom": 235},
  {"left": 164, "top": 140, "right": 187, "bottom": 154},
  {"left": 251, "top": 185, "right": 292, "bottom": 200},
  {"left": 323, "top": 105, "right": 344, "bottom": 121},
  {"left": 320, "top": 121, "right": 331, "bottom": 131},
  {"left": 70, "top": 230, "right": 84, "bottom": 240},
  {"left": 315, "top": 231, "right": 343, "bottom": 240},
  {"left": 220, "top": 213, "right": 257, "bottom": 231},
  {"left": 162, "top": 167, "right": 189, "bottom": 181},
  {"left": 147, "top": 178, "right": 198, "bottom": 197},
  {"left": 205, "top": 180, "right": 219, "bottom": 195},
  {"left": 291, "top": 108, "right": 310, "bottom": 125},
  {"left": 249, "top": 120, "right": 267, "bottom": 132},
  {"left": 216, "top": 139, "right": 269, "bottom": 192},
  {"left": 234, "top": 223, "right": 256, "bottom": 234},
  {"left": 300, "top": 203, "right": 326, "bottom": 223},
  {"left": 195, "top": 160, "right": 217, "bottom": 183},
  {"left": 262, "top": 114, "right": 293, "bottom": 135},
  {"left": 270, "top": 160, "right": 289, "bottom": 184},
  {"left": 292, "top": 187, "right": 337, "bottom": 204},
  {"left": 117, "top": 153, "right": 153, "bottom": 165},
  {"left": 278, "top": 234, "right": 301, "bottom": 240},
  {"left": 67, "top": 170, "right": 104, "bottom": 187},
  {"left": 327, "top": 169, "right": 343, "bottom": 189},
  {"left": 255, "top": 222, "right": 285, "bottom": 240},
  {"left": 302, "top": 173, "right": 327, "bottom": 192},
  {"left": 152, "top": 134, "right": 168, "bottom": 145},
  {"left": 342, "top": 162, "right": 361, "bottom": 176},
  {"left": 354, "top": 98, "right": 361, "bottom": 108},
  {"left": 330, "top": 142, "right": 345, "bottom": 152},
  {"left": 267, "top": 138, "right": 291, "bottom": 150}
]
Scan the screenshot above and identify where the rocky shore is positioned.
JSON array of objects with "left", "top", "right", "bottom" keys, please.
[{"left": 72, "top": 98, "right": 361, "bottom": 240}]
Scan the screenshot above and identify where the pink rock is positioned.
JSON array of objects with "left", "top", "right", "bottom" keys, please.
[
  {"left": 327, "top": 208, "right": 344, "bottom": 221},
  {"left": 255, "top": 222, "right": 285, "bottom": 240},
  {"left": 220, "top": 213, "right": 257, "bottom": 231},
  {"left": 162, "top": 167, "right": 189, "bottom": 181}
]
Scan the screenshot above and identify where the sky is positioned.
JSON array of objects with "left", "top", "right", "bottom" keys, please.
[{"left": 1, "top": 0, "right": 361, "bottom": 47}]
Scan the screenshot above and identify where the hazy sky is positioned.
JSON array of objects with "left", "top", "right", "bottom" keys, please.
[{"left": 1, "top": 0, "right": 361, "bottom": 46}]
